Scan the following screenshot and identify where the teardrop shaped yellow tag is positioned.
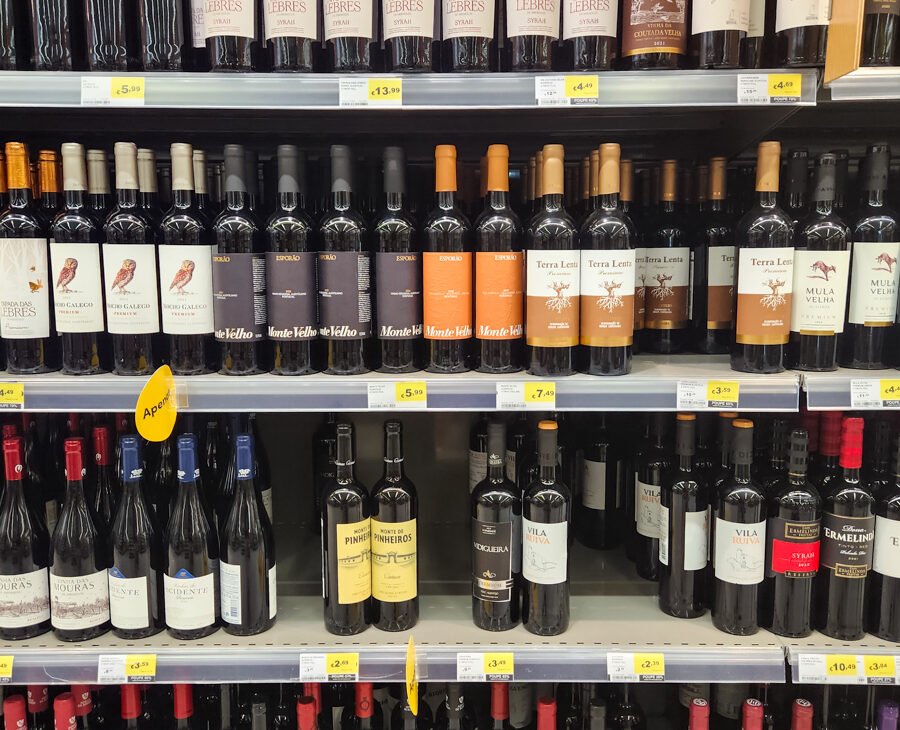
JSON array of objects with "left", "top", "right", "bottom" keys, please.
[
  {"left": 135, "top": 365, "right": 178, "bottom": 442},
  {"left": 406, "top": 636, "right": 418, "bottom": 717}
]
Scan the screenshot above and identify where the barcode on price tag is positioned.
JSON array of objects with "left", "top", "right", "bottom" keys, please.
[
  {"left": 796, "top": 654, "right": 900, "bottom": 684},
  {"left": 608, "top": 652, "right": 665, "bottom": 682},
  {"left": 737, "top": 73, "right": 802, "bottom": 105},
  {"left": 535, "top": 76, "right": 599, "bottom": 106}
]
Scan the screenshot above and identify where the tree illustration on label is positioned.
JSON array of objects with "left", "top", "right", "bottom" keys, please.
[
  {"left": 637, "top": 273, "right": 646, "bottom": 299},
  {"left": 56, "top": 258, "right": 78, "bottom": 292},
  {"left": 598, "top": 280, "right": 624, "bottom": 311},
  {"left": 809, "top": 260, "right": 836, "bottom": 282},
  {"left": 876, "top": 252, "right": 897, "bottom": 273},
  {"left": 546, "top": 281, "right": 572, "bottom": 313},
  {"left": 169, "top": 260, "right": 195, "bottom": 294},
  {"left": 760, "top": 279, "right": 786, "bottom": 310},
  {"left": 110, "top": 259, "right": 137, "bottom": 293},
  {"left": 651, "top": 273, "right": 673, "bottom": 300},
  {"left": 630, "top": 0, "right": 685, "bottom": 25}
]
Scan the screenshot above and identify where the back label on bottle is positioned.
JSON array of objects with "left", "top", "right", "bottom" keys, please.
[
  {"left": 707, "top": 245, "right": 735, "bottom": 329},
  {"left": 766, "top": 516, "right": 820, "bottom": 577},
  {"left": 506, "top": 0, "right": 559, "bottom": 38},
  {"left": 212, "top": 252, "right": 266, "bottom": 342},
  {"left": 102, "top": 243, "right": 161, "bottom": 335},
  {"left": 790, "top": 249, "right": 850, "bottom": 334},
  {"left": 643, "top": 247, "right": 689, "bottom": 330},
  {"left": 847, "top": 241, "right": 900, "bottom": 326},
  {"left": 423, "top": 251, "right": 473, "bottom": 340},
  {"left": 747, "top": 0, "right": 765, "bottom": 36},
  {"left": 163, "top": 570, "right": 216, "bottom": 630},
  {"left": 525, "top": 249, "right": 580, "bottom": 346},
  {"left": 324, "top": 0, "right": 375, "bottom": 40},
  {"left": 442, "top": 0, "right": 494, "bottom": 38},
  {"left": 191, "top": 0, "right": 207, "bottom": 46},
  {"left": 691, "top": 0, "right": 750, "bottom": 34},
  {"left": 475, "top": 251, "right": 523, "bottom": 341},
  {"left": 268, "top": 564, "right": 277, "bottom": 619},
  {"left": 203, "top": 0, "right": 256, "bottom": 38},
  {"left": 821, "top": 511, "right": 875, "bottom": 578},
  {"left": 318, "top": 251, "right": 373, "bottom": 340},
  {"left": 582, "top": 458, "right": 606, "bottom": 510},
  {"left": 660, "top": 507, "right": 709, "bottom": 570},
  {"left": 735, "top": 246, "right": 794, "bottom": 345},
  {"left": 713, "top": 516, "right": 765, "bottom": 585},
  {"left": 522, "top": 517, "right": 567, "bottom": 584},
  {"left": 0, "top": 238, "right": 51, "bottom": 339},
  {"left": 472, "top": 518, "right": 514, "bottom": 602},
  {"left": 219, "top": 560, "right": 243, "bottom": 625},
  {"left": 469, "top": 449, "right": 487, "bottom": 491},
  {"left": 50, "top": 242, "right": 105, "bottom": 334},
  {"left": 580, "top": 249, "right": 635, "bottom": 346},
  {"left": 865, "top": 0, "right": 900, "bottom": 14},
  {"left": 376, "top": 252, "right": 423, "bottom": 340},
  {"left": 0, "top": 567, "right": 50, "bottom": 629},
  {"left": 620, "top": 0, "right": 687, "bottom": 57},
  {"left": 107, "top": 569, "right": 151, "bottom": 630},
  {"left": 266, "top": 251, "right": 317, "bottom": 340},
  {"left": 50, "top": 569, "right": 110, "bottom": 630},
  {"left": 563, "top": 0, "right": 617, "bottom": 40},
  {"left": 776, "top": 0, "right": 830, "bottom": 32},
  {"left": 874, "top": 515, "right": 900, "bottom": 578},
  {"left": 383, "top": 0, "right": 435, "bottom": 39},
  {"left": 159, "top": 244, "right": 216, "bottom": 335},
  {"left": 264, "top": 0, "right": 319, "bottom": 40},
  {"left": 371, "top": 518, "right": 417, "bottom": 602},
  {"left": 335, "top": 518, "right": 372, "bottom": 604}
]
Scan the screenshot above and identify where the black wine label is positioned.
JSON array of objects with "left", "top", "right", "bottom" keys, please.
[
  {"left": 212, "top": 252, "right": 266, "bottom": 342},
  {"left": 317, "top": 251, "right": 373, "bottom": 340},
  {"left": 266, "top": 251, "right": 317, "bottom": 341},
  {"left": 821, "top": 512, "right": 875, "bottom": 578},
  {"left": 766, "top": 516, "right": 820, "bottom": 578},
  {"left": 472, "top": 518, "right": 513, "bottom": 603},
  {"left": 376, "top": 252, "right": 423, "bottom": 340},
  {"left": 866, "top": 0, "right": 900, "bottom": 15}
]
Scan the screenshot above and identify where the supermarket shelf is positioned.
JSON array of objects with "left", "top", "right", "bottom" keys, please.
[
  {"left": 800, "top": 368, "right": 896, "bottom": 410},
  {"left": 5, "top": 355, "right": 801, "bottom": 412},
  {"left": 0, "top": 595, "right": 786, "bottom": 685},
  {"left": 786, "top": 632, "right": 900, "bottom": 684},
  {"left": 827, "top": 67, "right": 900, "bottom": 102}
]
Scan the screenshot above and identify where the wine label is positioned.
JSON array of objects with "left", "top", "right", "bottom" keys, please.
[
  {"left": 102, "top": 243, "right": 160, "bottom": 335},
  {"left": 324, "top": 0, "right": 375, "bottom": 40},
  {"left": 317, "top": 251, "right": 373, "bottom": 340},
  {"left": 679, "top": 684, "right": 710, "bottom": 710},
  {"left": 203, "top": 0, "right": 256, "bottom": 39},
  {"left": 509, "top": 684, "right": 534, "bottom": 729},
  {"left": 660, "top": 507, "right": 709, "bottom": 570},
  {"left": 475, "top": 251, "right": 524, "bottom": 341},
  {"left": 469, "top": 449, "right": 487, "bottom": 491},
  {"left": 0, "top": 238, "right": 51, "bottom": 339},
  {"left": 266, "top": 251, "right": 317, "bottom": 341},
  {"left": 371, "top": 518, "right": 417, "bottom": 602},
  {"left": 658, "top": 504, "right": 669, "bottom": 564},
  {"left": 790, "top": 249, "right": 850, "bottom": 335},
  {"left": 335, "top": 518, "right": 372, "bottom": 604},
  {"left": 866, "top": 0, "right": 900, "bottom": 14},
  {"left": 821, "top": 511, "right": 875, "bottom": 578},
  {"left": 707, "top": 245, "right": 735, "bottom": 329},
  {"left": 847, "top": 241, "right": 900, "bottom": 326},
  {"left": 562, "top": 0, "right": 616, "bottom": 40},
  {"left": 506, "top": 0, "right": 559, "bottom": 38},
  {"left": 715, "top": 684, "right": 748, "bottom": 721},
  {"left": 525, "top": 249, "right": 580, "bottom": 346},
  {"left": 376, "top": 252, "right": 423, "bottom": 340},
  {"left": 50, "top": 242, "right": 104, "bottom": 334},
  {"left": 621, "top": 0, "right": 687, "bottom": 57},
  {"left": 874, "top": 515, "right": 900, "bottom": 578},
  {"left": 643, "top": 247, "right": 689, "bottom": 330},
  {"left": 261, "top": 487, "right": 273, "bottom": 521},
  {"left": 766, "top": 516, "right": 820, "bottom": 578},
  {"left": 775, "top": 0, "right": 830, "bottom": 32},
  {"left": 268, "top": 564, "right": 277, "bottom": 619},
  {"left": 191, "top": 0, "right": 207, "bottom": 47},
  {"left": 264, "top": 0, "right": 319, "bottom": 40},
  {"left": 735, "top": 246, "right": 794, "bottom": 345},
  {"left": 219, "top": 560, "right": 242, "bottom": 625},
  {"left": 163, "top": 569, "right": 216, "bottom": 630},
  {"left": 0, "top": 567, "right": 50, "bottom": 629},
  {"left": 634, "top": 247, "right": 646, "bottom": 329},
  {"left": 580, "top": 249, "right": 635, "bottom": 346},
  {"left": 472, "top": 518, "right": 514, "bottom": 602},
  {"left": 635, "top": 479, "right": 660, "bottom": 539},
  {"left": 505, "top": 449, "right": 516, "bottom": 483},
  {"left": 108, "top": 568, "right": 152, "bottom": 630},
  {"left": 49, "top": 569, "right": 110, "bottom": 630},
  {"left": 383, "top": 0, "right": 435, "bottom": 40},
  {"left": 713, "top": 517, "right": 765, "bottom": 585},
  {"left": 159, "top": 244, "right": 216, "bottom": 335},
  {"left": 691, "top": 0, "right": 750, "bottom": 35},
  {"left": 212, "top": 252, "right": 266, "bottom": 342},
  {"left": 748, "top": 0, "right": 766, "bottom": 36},
  {"left": 522, "top": 517, "right": 567, "bottom": 585},
  {"left": 423, "top": 251, "right": 473, "bottom": 340},
  {"left": 442, "top": 0, "right": 495, "bottom": 39},
  {"left": 581, "top": 458, "right": 606, "bottom": 510}
]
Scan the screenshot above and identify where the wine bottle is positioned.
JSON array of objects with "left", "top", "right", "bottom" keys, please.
[
  {"left": 84, "top": 0, "right": 137, "bottom": 70},
  {"left": 212, "top": 144, "right": 267, "bottom": 376},
  {"left": 264, "top": 0, "right": 317, "bottom": 71},
  {"left": 659, "top": 413, "right": 709, "bottom": 619},
  {"left": 775, "top": 0, "right": 829, "bottom": 67},
  {"left": 561, "top": 0, "right": 615, "bottom": 70},
  {"left": 692, "top": 0, "right": 749, "bottom": 68},
  {"left": 816, "top": 417, "right": 875, "bottom": 640},
  {"left": 759, "top": 417, "right": 789, "bottom": 495},
  {"left": 318, "top": 145, "right": 373, "bottom": 376},
  {"left": 522, "top": 420, "right": 570, "bottom": 636},
  {"left": 164, "top": 434, "right": 219, "bottom": 640},
  {"left": 86, "top": 150, "right": 112, "bottom": 220},
  {"left": 139, "top": 0, "right": 187, "bottom": 70},
  {"left": 868, "top": 434, "right": 900, "bottom": 641},
  {"left": 103, "top": 141, "right": 158, "bottom": 376},
  {"left": 89, "top": 425, "right": 116, "bottom": 530},
  {"left": 390, "top": 686, "right": 432, "bottom": 730},
  {"left": 138, "top": 148, "right": 163, "bottom": 227},
  {"left": 323, "top": 0, "right": 376, "bottom": 70},
  {"left": 526, "top": 145, "right": 579, "bottom": 376},
  {"left": 374, "top": 146, "right": 422, "bottom": 374},
  {"left": 423, "top": 145, "right": 473, "bottom": 373},
  {"left": 30, "top": 0, "right": 83, "bottom": 70},
  {"left": 740, "top": 0, "right": 767, "bottom": 67},
  {"left": 0, "top": 0, "right": 27, "bottom": 70},
  {"left": 312, "top": 414, "right": 339, "bottom": 536},
  {"left": 194, "top": 149, "right": 213, "bottom": 218},
  {"left": 862, "top": 0, "right": 899, "bottom": 66},
  {"left": 341, "top": 683, "right": 383, "bottom": 730},
  {"left": 841, "top": 144, "right": 899, "bottom": 370},
  {"left": 54, "top": 694, "right": 76, "bottom": 730},
  {"left": 783, "top": 148, "right": 809, "bottom": 236},
  {"left": 297, "top": 696, "right": 317, "bottom": 730},
  {"left": 575, "top": 414, "right": 622, "bottom": 550},
  {"left": 159, "top": 143, "right": 217, "bottom": 376},
  {"left": 620, "top": 0, "right": 687, "bottom": 69},
  {"left": 28, "top": 686, "right": 51, "bottom": 730},
  {"left": 732, "top": 141, "right": 794, "bottom": 374},
  {"left": 204, "top": 0, "right": 257, "bottom": 70},
  {"left": 607, "top": 686, "right": 644, "bottom": 729},
  {"left": 504, "top": 0, "right": 557, "bottom": 71},
  {"left": 878, "top": 701, "right": 900, "bottom": 730},
  {"left": 635, "top": 412, "right": 671, "bottom": 582},
  {"left": 441, "top": 0, "right": 495, "bottom": 70},
  {"left": 383, "top": 0, "right": 434, "bottom": 70},
  {"left": 322, "top": 423, "right": 371, "bottom": 635},
  {"left": 787, "top": 153, "right": 851, "bottom": 372},
  {"left": 49, "top": 437, "right": 110, "bottom": 642},
  {"left": 39, "top": 149, "right": 62, "bottom": 226},
  {"left": 0, "top": 142, "right": 60, "bottom": 374},
  {"left": 712, "top": 419, "right": 765, "bottom": 636},
  {"left": 689, "top": 699, "right": 710, "bottom": 730}
]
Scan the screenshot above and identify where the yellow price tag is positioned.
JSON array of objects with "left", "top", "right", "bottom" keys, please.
[
  {"left": 367, "top": 79, "right": 403, "bottom": 104},
  {"left": 0, "top": 656, "right": 13, "bottom": 682},
  {"left": 0, "top": 383, "right": 24, "bottom": 409},
  {"left": 826, "top": 655, "right": 858, "bottom": 677},
  {"left": 326, "top": 652, "right": 360, "bottom": 678},
  {"left": 564, "top": 75, "right": 598, "bottom": 99},
  {"left": 135, "top": 365, "right": 178, "bottom": 442},
  {"left": 864, "top": 655, "right": 896, "bottom": 679},
  {"left": 524, "top": 382, "right": 556, "bottom": 404},
  {"left": 881, "top": 380, "right": 900, "bottom": 402},
  {"left": 706, "top": 380, "right": 739, "bottom": 407},
  {"left": 110, "top": 77, "right": 145, "bottom": 101},
  {"left": 124, "top": 654, "right": 156, "bottom": 680},
  {"left": 483, "top": 652, "right": 514, "bottom": 679},
  {"left": 768, "top": 73, "right": 802, "bottom": 99},
  {"left": 633, "top": 653, "right": 665, "bottom": 677},
  {"left": 406, "top": 638, "right": 418, "bottom": 716},
  {"left": 395, "top": 381, "right": 426, "bottom": 403}
]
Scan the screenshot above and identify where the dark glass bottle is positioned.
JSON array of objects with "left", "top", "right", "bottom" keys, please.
[
  {"left": 0, "top": 0, "right": 28, "bottom": 70},
  {"left": 759, "top": 428, "right": 821, "bottom": 638},
  {"left": 504, "top": 0, "right": 556, "bottom": 70},
  {"left": 787, "top": 153, "right": 851, "bottom": 372},
  {"left": 712, "top": 419, "right": 766, "bottom": 636},
  {"left": 390, "top": 686, "right": 432, "bottom": 730},
  {"left": 522, "top": 420, "right": 570, "bottom": 636},
  {"left": 741, "top": 0, "right": 768, "bottom": 68},
  {"left": 323, "top": 0, "right": 376, "bottom": 70},
  {"left": 607, "top": 686, "right": 645, "bottom": 730},
  {"left": 26, "top": 686, "right": 51, "bottom": 730},
  {"left": 759, "top": 417, "right": 789, "bottom": 496},
  {"left": 49, "top": 437, "right": 111, "bottom": 641},
  {"left": 561, "top": 0, "right": 614, "bottom": 70},
  {"left": 194, "top": 149, "right": 213, "bottom": 219},
  {"left": 30, "top": 0, "right": 84, "bottom": 70},
  {"left": 86, "top": 150, "right": 112, "bottom": 220},
  {"left": 732, "top": 141, "right": 794, "bottom": 374},
  {"left": 38, "top": 149, "right": 62, "bottom": 227},
  {"left": 659, "top": 413, "right": 709, "bottom": 619},
  {"left": 204, "top": 0, "right": 257, "bottom": 70},
  {"left": 869, "top": 435, "right": 900, "bottom": 642},
  {"left": 383, "top": 0, "right": 434, "bottom": 70},
  {"left": 174, "top": 685, "right": 194, "bottom": 730},
  {"left": 54, "top": 695, "right": 77, "bottom": 730},
  {"left": 814, "top": 410, "right": 843, "bottom": 488},
  {"left": 264, "top": 0, "right": 316, "bottom": 71},
  {"left": 832, "top": 149, "right": 850, "bottom": 221},
  {"left": 312, "top": 413, "right": 339, "bottom": 536},
  {"left": 138, "top": 148, "right": 163, "bottom": 228},
  {"left": 620, "top": 0, "right": 687, "bottom": 69},
  {"left": 342, "top": 684, "right": 383, "bottom": 730},
  {"left": 318, "top": 145, "right": 373, "bottom": 376},
  {"left": 635, "top": 413, "right": 671, "bottom": 582},
  {"left": 84, "top": 0, "right": 137, "bottom": 70},
  {"left": 322, "top": 423, "right": 371, "bottom": 635},
  {"left": 776, "top": 0, "right": 828, "bottom": 67},
  {"left": 691, "top": 0, "right": 746, "bottom": 68},
  {"left": 862, "top": 0, "right": 899, "bottom": 66},
  {"left": 0, "top": 142, "right": 60, "bottom": 374},
  {"left": 375, "top": 146, "right": 422, "bottom": 374},
  {"left": 441, "top": 0, "right": 495, "bottom": 70},
  {"left": 783, "top": 148, "right": 809, "bottom": 236},
  {"left": 104, "top": 141, "right": 157, "bottom": 376},
  {"left": 139, "top": 0, "right": 187, "bottom": 69},
  {"left": 575, "top": 414, "right": 621, "bottom": 550},
  {"left": 89, "top": 425, "right": 116, "bottom": 530}
]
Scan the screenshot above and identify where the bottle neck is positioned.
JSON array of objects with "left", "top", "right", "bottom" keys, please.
[
  {"left": 9, "top": 187, "right": 32, "bottom": 208},
  {"left": 65, "top": 476, "right": 87, "bottom": 505},
  {"left": 332, "top": 190, "right": 351, "bottom": 211},
  {"left": 842, "top": 465, "right": 861, "bottom": 484},
  {"left": 226, "top": 190, "right": 249, "bottom": 212},
  {"left": 487, "top": 190, "right": 508, "bottom": 210},
  {"left": 733, "top": 460, "right": 751, "bottom": 482},
  {"left": 65, "top": 189, "right": 87, "bottom": 212},
  {"left": 543, "top": 193, "right": 563, "bottom": 212},
  {"left": 814, "top": 198, "right": 834, "bottom": 215},
  {"left": 757, "top": 191, "right": 778, "bottom": 207},
  {"left": 600, "top": 192, "right": 619, "bottom": 210},
  {"left": 540, "top": 457, "right": 556, "bottom": 484},
  {"left": 117, "top": 188, "right": 138, "bottom": 209},
  {"left": 678, "top": 453, "right": 691, "bottom": 471},
  {"left": 173, "top": 188, "right": 195, "bottom": 208},
  {"left": 438, "top": 191, "right": 455, "bottom": 210},
  {"left": 386, "top": 191, "right": 404, "bottom": 211},
  {"left": 383, "top": 432, "right": 404, "bottom": 480},
  {"left": 277, "top": 191, "right": 300, "bottom": 213},
  {"left": 139, "top": 190, "right": 158, "bottom": 208},
  {"left": 709, "top": 198, "right": 725, "bottom": 213},
  {"left": 788, "top": 190, "right": 806, "bottom": 208},
  {"left": 864, "top": 188, "right": 886, "bottom": 207}
]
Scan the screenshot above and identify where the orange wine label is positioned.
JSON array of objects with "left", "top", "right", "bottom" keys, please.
[
  {"left": 525, "top": 249, "right": 580, "bottom": 347},
  {"left": 633, "top": 248, "right": 646, "bottom": 330},
  {"left": 707, "top": 245, "right": 735, "bottom": 329},
  {"left": 735, "top": 247, "right": 794, "bottom": 345},
  {"left": 580, "top": 249, "right": 635, "bottom": 346},
  {"left": 475, "top": 251, "right": 524, "bottom": 340},
  {"left": 643, "top": 247, "right": 690, "bottom": 330},
  {"left": 423, "top": 251, "right": 473, "bottom": 340}
]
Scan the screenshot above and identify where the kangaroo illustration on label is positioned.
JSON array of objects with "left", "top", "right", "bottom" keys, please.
[
  {"left": 876, "top": 251, "right": 897, "bottom": 273},
  {"left": 808, "top": 260, "right": 836, "bottom": 282}
]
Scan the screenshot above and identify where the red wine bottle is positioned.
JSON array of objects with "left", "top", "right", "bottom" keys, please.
[
  {"left": 742, "top": 699, "right": 764, "bottom": 730},
  {"left": 174, "top": 685, "right": 193, "bottom": 730},
  {"left": 574, "top": 414, "right": 622, "bottom": 550},
  {"left": 120, "top": 685, "right": 141, "bottom": 730},
  {"left": 868, "top": 433, "right": 900, "bottom": 641},
  {"left": 635, "top": 413, "right": 671, "bottom": 582},
  {"left": 691, "top": 0, "right": 748, "bottom": 68},
  {"left": 264, "top": 0, "right": 317, "bottom": 71},
  {"left": 90, "top": 425, "right": 117, "bottom": 530},
  {"left": 27, "top": 686, "right": 50, "bottom": 730},
  {"left": 341, "top": 684, "right": 384, "bottom": 730},
  {"left": 204, "top": 0, "right": 258, "bottom": 70},
  {"left": 814, "top": 411, "right": 843, "bottom": 487},
  {"left": 791, "top": 699, "right": 814, "bottom": 730},
  {"left": 862, "top": 0, "right": 899, "bottom": 66},
  {"left": 776, "top": 0, "right": 828, "bottom": 67}
]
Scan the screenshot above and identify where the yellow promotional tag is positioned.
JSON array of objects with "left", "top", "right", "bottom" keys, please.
[
  {"left": 864, "top": 655, "right": 896, "bottom": 679},
  {"left": 767, "top": 73, "right": 802, "bottom": 99},
  {"left": 0, "top": 656, "right": 13, "bottom": 682},
  {"left": 110, "top": 77, "right": 145, "bottom": 101},
  {"left": 368, "top": 79, "right": 402, "bottom": 104},
  {"left": 135, "top": 365, "right": 178, "bottom": 442},
  {"left": 406, "top": 638, "right": 418, "bottom": 716},
  {"left": 395, "top": 381, "right": 427, "bottom": 403},
  {"left": 633, "top": 653, "right": 665, "bottom": 678},
  {"left": 0, "top": 383, "right": 24, "bottom": 409},
  {"left": 706, "top": 380, "right": 739, "bottom": 407},
  {"left": 125, "top": 654, "right": 156, "bottom": 681},
  {"left": 524, "top": 382, "right": 556, "bottom": 404},
  {"left": 826, "top": 655, "right": 858, "bottom": 677},
  {"left": 326, "top": 653, "right": 360, "bottom": 679},
  {"left": 483, "top": 652, "right": 514, "bottom": 680},
  {"left": 880, "top": 380, "right": 900, "bottom": 402},
  {"left": 564, "top": 75, "right": 598, "bottom": 99}
]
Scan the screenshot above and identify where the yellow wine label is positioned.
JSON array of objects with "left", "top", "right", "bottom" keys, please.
[
  {"left": 371, "top": 518, "right": 417, "bottom": 602},
  {"left": 336, "top": 519, "right": 372, "bottom": 605}
]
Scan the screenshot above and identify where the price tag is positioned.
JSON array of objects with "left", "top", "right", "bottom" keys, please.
[
  {"left": 676, "top": 380, "right": 739, "bottom": 410},
  {"left": 0, "top": 656, "right": 13, "bottom": 683},
  {"left": 767, "top": 73, "right": 803, "bottom": 102},
  {"left": 864, "top": 656, "right": 897, "bottom": 683},
  {"left": 706, "top": 380, "right": 740, "bottom": 408},
  {"left": 367, "top": 78, "right": 402, "bottom": 105},
  {"left": 339, "top": 78, "right": 402, "bottom": 107},
  {"left": 81, "top": 76, "right": 146, "bottom": 106},
  {"left": 535, "top": 76, "right": 599, "bottom": 106},
  {"left": 850, "top": 379, "right": 900, "bottom": 409},
  {"left": 608, "top": 652, "right": 665, "bottom": 682},
  {"left": 737, "top": 73, "right": 802, "bottom": 105},
  {"left": 98, "top": 654, "right": 157, "bottom": 684},
  {"left": 496, "top": 382, "right": 556, "bottom": 409},
  {"left": 0, "top": 383, "right": 24, "bottom": 410},
  {"left": 796, "top": 654, "right": 900, "bottom": 684},
  {"left": 456, "top": 652, "right": 515, "bottom": 681},
  {"left": 300, "top": 653, "right": 360, "bottom": 682},
  {"left": 826, "top": 655, "right": 859, "bottom": 678},
  {"left": 367, "top": 381, "right": 428, "bottom": 409}
]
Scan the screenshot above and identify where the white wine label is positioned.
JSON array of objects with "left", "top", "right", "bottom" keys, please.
[
  {"left": 107, "top": 568, "right": 150, "bottom": 630},
  {"left": 684, "top": 509, "right": 710, "bottom": 571},
  {"left": 658, "top": 504, "right": 669, "bottom": 565},
  {"left": 324, "top": 0, "right": 374, "bottom": 40},
  {"left": 268, "top": 564, "right": 277, "bottom": 619},
  {"left": 203, "top": 0, "right": 256, "bottom": 39},
  {"left": 50, "top": 242, "right": 104, "bottom": 333},
  {"left": 582, "top": 459, "right": 606, "bottom": 510},
  {"left": 776, "top": 0, "right": 830, "bottom": 32},
  {"left": 0, "top": 238, "right": 51, "bottom": 340},
  {"left": 469, "top": 449, "right": 487, "bottom": 492},
  {"left": 506, "top": 0, "right": 559, "bottom": 40},
  {"left": 102, "top": 243, "right": 160, "bottom": 335},
  {"left": 383, "top": 0, "right": 435, "bottom": 40},
  {"left": 872, "top": 515, "right": 900, "bottom": 578},
  {"left": 748, "top": 0, "right": 766, "bottom": 36},
  {"left": 50, "top": 569, "right": 110, "bottom": 630},
  {"left": 790, "top": 249, "right": 851, "bottom": 334},
  {"left": 562, "top": 0, "right": 617, "bottom": 40},
  {"left": 219, "top": 561, "right": 242, "bottom": 625},
  {"left": 442, "top": 0, "right": 495, "bottom": 38},
  {"left": 0, "top": 567, "right": 50, "bottom": 629},
  {"left": 159, "top": 244, "right": 215, "bottom": 335},
  {"left": 163, "top": 569, "right": 215, "bottom": 630},
  {"left": 707, "top": 245, "right": 736, "bottom": 328},
  {"left": 635, "top": 480, "right": 660, "bottom": 538},
  {"left": 264, "top": 0, "right": 318, "bottom": 40},
  {"left": 643, "top": 247, "right": 690, "bottom": 330},
  {"left": 522, "top": 518, "right": 567, "bottom": 585},
  {"left": 714, "top": 517, "right": 765, "bottom": 585},
  {"left": 692, "top": 0, "right": 750, "bottom": 34},
  {"left": 848, "top": 241, "right": 900, "bottom": 325},
  {"left": 736, "top": 246, "right": 794, "bottom": 345},
  {"left": 191, "top": 0, "right": 206, "bottom": 46}
]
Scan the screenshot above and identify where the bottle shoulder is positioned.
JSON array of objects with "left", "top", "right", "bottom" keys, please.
[{"left": 735, "top": 204, "right": 794, "bottom": 244}]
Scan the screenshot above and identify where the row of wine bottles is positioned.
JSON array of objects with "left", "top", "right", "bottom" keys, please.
[{"left": 0, "top": 0, "right": 836, "bottom": 74}]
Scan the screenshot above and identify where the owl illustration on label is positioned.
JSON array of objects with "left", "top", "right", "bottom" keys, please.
[
  {"left": 55, "top": 258, "right": 78, "bottom": 292},
  {"left": 169, "top": 260, "right": 195, "bottom": 294},
  {"left": 110, "top": 259, "right": 137, "bottom": 293}
]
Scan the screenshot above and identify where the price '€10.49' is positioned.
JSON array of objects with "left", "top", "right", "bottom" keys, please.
[{"left": 797, "top": 654, "right": 900, "bottom": 684}]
